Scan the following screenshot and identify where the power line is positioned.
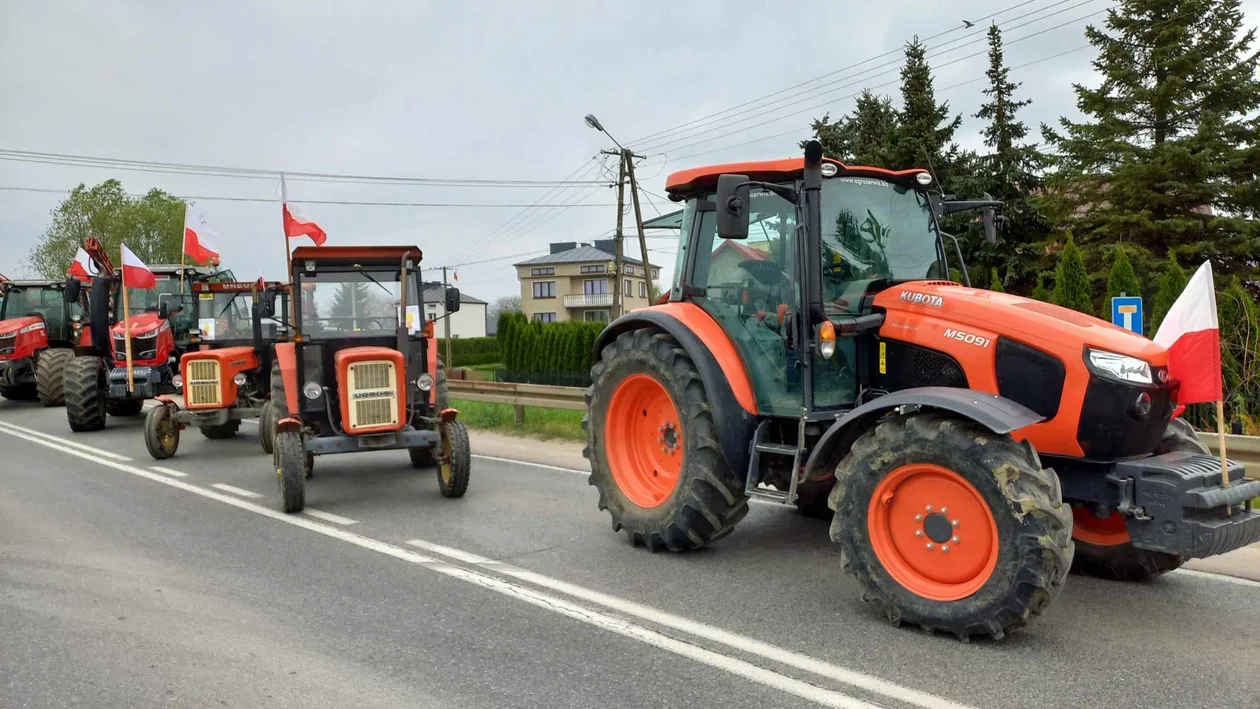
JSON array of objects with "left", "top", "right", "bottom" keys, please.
[
  {"left": 625, "top": 0, "right": 1047, "bottom": 147},
  {"left": 0, "top": 149, "right": 608, "bottom": 188},
  {"left": 640, "top": 0, "right": 1103, "bottom": 155},
  {"left": 0, "top": 185, "right": 617, "bottom": 208}
]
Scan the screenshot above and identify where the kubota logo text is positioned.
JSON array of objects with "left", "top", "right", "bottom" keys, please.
[{"left": 899, "top": 291, "right": 943, "bottom": 308}]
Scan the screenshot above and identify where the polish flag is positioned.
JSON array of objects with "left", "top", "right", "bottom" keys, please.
[
  {"left": 66, "top": 247, "right": 100, "bottom": 281},
  {"left": 283, "top": 203, "right": 327, "bottom": 246},
  {"left": 120, "top": 244, "right": 156, "bottom": 289},
  {"left": 183, "top": 204, "right": 221, "bottom": 264},
  {"left": 1154, "top": 261, "right": 1222, "bottom": 405}
]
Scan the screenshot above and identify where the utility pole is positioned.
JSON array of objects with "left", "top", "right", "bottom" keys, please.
[
  {"left": 623, "top": 149, "right": 653, "bottom": 301},
  {"left": 609, "top": 152, "right": 626, "bottom": 319},
  {"left": 441, "top": 266, "right": 452, "bottom": 367}
]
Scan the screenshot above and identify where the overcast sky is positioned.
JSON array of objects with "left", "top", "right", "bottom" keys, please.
[{"left": 2, "top": 0, "right": 1258, "bottom": 303}]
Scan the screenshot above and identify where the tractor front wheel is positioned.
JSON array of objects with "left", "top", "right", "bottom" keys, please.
[
  {"left": 1070, "top": 418, "right": 1206, "bottom": 581},
  {"left": 144, "top": 404, "right": 180, "bottom": 459},
  {"left": 831, "top": 412, "right": 1073, "bottom": 639},
  {"left": 585, "top": 328, "right": 748, "bottom": 552},
  {"left": 436, "top": 420, "right": 470, "bottom": 498},
  {"left": 275, "top": 429, "right": 306, "bottom": 513},
  {"left": 36, "top": 348, "right": 73, "bottom": 406}
]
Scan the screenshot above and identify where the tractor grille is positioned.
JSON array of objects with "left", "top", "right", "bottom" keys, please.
[
  {"left": 0, "top": 334, "right": 14, "bottom": 356},
  {"left": 186, "top": 359, "right": 221, "bottom": 406},
  {"left": 347, "top": 360, "right": 397, "bottom": 429}
]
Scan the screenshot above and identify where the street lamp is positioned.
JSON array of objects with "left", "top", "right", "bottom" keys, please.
[{"left": 584, "top": 113, "right": 625, "bottom": 151}]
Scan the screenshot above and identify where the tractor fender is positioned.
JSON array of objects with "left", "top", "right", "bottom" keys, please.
[
  {"left": 593, "top": 307, "right": 757, "bottom": 480},
  {"left": 275, "top": 416, "right": 303, "bottom": 434},
  {"left": 801, "top": 387, "right": 1045, "bottom": 481},
  {"left": 154, "top": 394, "right": 180, "bottom": 408}
]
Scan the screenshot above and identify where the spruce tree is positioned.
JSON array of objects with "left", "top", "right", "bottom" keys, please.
[
  {"left": 1031, "top": 274, "right": 1051, "bottom": 302},
  {"left": 1151, "top": 254, "right": 1189, "bottom": 332},
  {"left": 1051, "top": 234, "right": 1094, "bottom": 314},
  {"left": 889, "top": 37, "right": 961, "bottom": 175},
  {"left": 1042, "top": 0, "right": 1260, "bottom": 277},
  {"left": 807, "top": 90, "right": 898, "bottom": 166},
  {"left": 989, "top": 268, "right": 1005, "bottom": 292},
  {"left": 1104, "top": 248, "right": 1143, "bottom": 316}
]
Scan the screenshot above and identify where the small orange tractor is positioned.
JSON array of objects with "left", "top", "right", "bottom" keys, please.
[
  {"left": 143, "top": 279, "right": 290, "bottom": 459},
  {"left": 583, "top": 141, "right": 1260, "bottom": 639},
  {"left": 0, "top": 277, "right": 88, "bottom": 405},
  {"left": 268, "top": 245, "right": 467, "bottom": 513}
]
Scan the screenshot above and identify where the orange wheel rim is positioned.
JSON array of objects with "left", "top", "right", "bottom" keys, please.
[
  {"left": 605, "top": 374, "right": 683, "bottom": 508},
  {"left": 1071, "top": 507, "right": 1131, "bottom": 546},
  {"left": 867, "top": 463, "right": 1000, "bottom": 601}
]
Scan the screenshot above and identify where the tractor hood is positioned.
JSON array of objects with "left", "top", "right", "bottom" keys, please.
[
  {"left": 111, "top": 312, "right": 167, "bottom": 338},
  {"left": 0, "top": 315, "right": 44, "bottom": 337},
  {"left": 875, "top": 281, "right": 1167, "bottom": 366}
]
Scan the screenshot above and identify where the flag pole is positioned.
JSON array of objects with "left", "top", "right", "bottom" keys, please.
[
  {"left": 281, "top": 173, "right": 292, "bottom": 284},
  {"left": 1216, "top": 399, "right": 1232, "bottom": 516},
  {"left": 121, "top": 245, "right": 135, "bottom": 393},
  {"left": 180, "top": 246, "right": 187, "bottom": 295}
]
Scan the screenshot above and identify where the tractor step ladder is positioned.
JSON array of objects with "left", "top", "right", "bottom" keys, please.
[{"left": 744, "top": 411, "right": 808, "bottom": 505}]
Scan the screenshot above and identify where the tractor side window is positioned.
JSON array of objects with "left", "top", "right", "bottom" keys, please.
[{"left": 693, "top": 188, "right": 803, "bottom": 416}]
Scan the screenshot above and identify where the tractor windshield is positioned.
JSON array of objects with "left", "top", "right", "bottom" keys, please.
[
  {"left": 1, "top": 286, "right": 78, "bottom": 335},
  {"left": 819, "top": 177, "right": 946, "bottom": 315},
  {"left": 296, "top": 267, "right": 421, "bottom": 338},
  {"left": 194, "top": 289, "right": 290, "bottom": 341},
  {"left": 117, "top": 277, "right": 196, "bottom": 333}
]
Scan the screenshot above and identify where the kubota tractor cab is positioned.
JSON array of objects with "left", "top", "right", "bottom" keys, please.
[
  {"left": 62, "top": 239, "right": 236, "bottom": 431},
  {"left": 0, "top": 278, "right": 87, "bottom": 405},
  {"left": 143, "top": 279, "right": 291, "bottom": 459},
  {"left": 269, "top": 245, "right": 468, "bottom": 513},
  {"left": 584, "top": 141, "right": 1260, "bottom": 639}
]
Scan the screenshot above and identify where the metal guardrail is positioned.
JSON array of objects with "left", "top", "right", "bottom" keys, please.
[{"left": 450, "top": 380, "right": 1260, "bottom": 470}]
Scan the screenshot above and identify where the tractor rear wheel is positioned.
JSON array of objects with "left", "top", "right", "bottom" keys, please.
[
  {"left": 275, "top": 429, "right": 306, "bottom": 513},
  {"left": 830, "top": 412, "right": 1073, "bottom": 639},
  {"left": 584, "top": 328, "right": 748, "bottom": 552},
  {"left": 107, "top": 398, "right": 144, "bottom": 417},
  {"left": 65, "top": 355, "right": 107, "bottom": 432},
  {"left": 259, "top": 400, "right": 275, "bottom": 455},
  {"left": 1069, "top": 418, "right": 1205, "bottom": 581},
  {"left": 144, "top": 403, "right": 180, "bottom": 459},
  {"left": 36, "top": 348, "right": 73, "bottom": 406},
  {"left": 199, "top": 419, "right": 241, "bottom": 439}
]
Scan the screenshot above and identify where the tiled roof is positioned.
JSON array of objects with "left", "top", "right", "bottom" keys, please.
[{"left": 514, "top": 246, "right": 644, "bottom": 267}]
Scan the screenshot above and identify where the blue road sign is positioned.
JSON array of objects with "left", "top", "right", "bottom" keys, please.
[{"left": 1111, "top": 296, "right": 1143, "bottom": 336}]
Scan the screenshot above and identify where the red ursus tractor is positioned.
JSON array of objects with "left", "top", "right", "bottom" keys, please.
[
  {"left": 143, "top": 279, "right": 290, "bottom": 459},
  {"left": 583, "top": 141, "right": 1260, "bottom": 639}
]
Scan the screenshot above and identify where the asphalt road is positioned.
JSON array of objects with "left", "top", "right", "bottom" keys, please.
[{"left": 1, "top": 401, "right": 1257, "bottom": 709}]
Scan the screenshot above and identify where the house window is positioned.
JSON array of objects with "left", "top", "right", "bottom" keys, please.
[
  {"left": 584, "top": 310, "right": 610, "bottom": 322},
  {"left": 580, "top": 264, "right": 605, "bottom": 274},
  {"left": 584, "top": 279, "right": 607, "bottom": 295},
  {"left": 533, "top": 312, "right": 557, "bottom": 323},
  {"left": 624, "top": 279, "right": 631, "bottom": 296},
  {"left": 639, "top": 281, "right": 647, "bottom": 298},
  {"left": 530, "top": 267, "right": 554, "bottom": 276},
  {"left": 532, "top": 281, "right": 556, "bottom": 298},
  {"left": 625, "top": 265, "right": 635, "bottom": 275},
  {"left": 652, "top": 268, "right": 660, "bottom": 278}
]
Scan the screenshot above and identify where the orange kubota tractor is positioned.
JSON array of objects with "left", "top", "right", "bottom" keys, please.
[
  {"left": 143, "top": 279, "right": 290, "bottom": 459},
  {"left": 584, "top": 141, "right": 1260, "bottom": 639}
]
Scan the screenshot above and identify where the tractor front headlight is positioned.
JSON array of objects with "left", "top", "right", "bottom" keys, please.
[
  {"left": 172, "top": 374, "right": 183, "bottom": 388},
  {"left": 1087, "top": 348, "right": 1152, "bottom": 385},
  {"left": 302, "top": 381, "right": 323, "bottom": 400},
  {"left": 233, "top": 373, "right": 247, "bottom": 386},
  {"left": 416, "top": 373, "right": 434, "bottom": 391}
]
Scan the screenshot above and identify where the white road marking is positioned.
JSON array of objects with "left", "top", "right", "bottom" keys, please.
[
  {"left": 0, "top": 421, "right": 133, "bottom": 461},
  {"left": 1174, "top": 568, "right": 1260, "bottom": 588},
  {"left": 472, "top": 454, "right": 587, "bottom": 475},
  {"left": 0, "top": 425, "right": 904, "bottom": 709},
  {"left": 210, "top": 483, "right": 264, "bottom": 499},
  {"left": 305, "top": 509, "right": 358, "bottom": 526},
  {"left": 149, "top": 466, "right": 188, "bottom": 478},
  {"left": 405, "top": 536, "right": 971, "bottom": 709}
]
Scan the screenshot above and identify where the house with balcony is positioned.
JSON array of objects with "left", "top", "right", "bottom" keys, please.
[{"left": 514, "top": 240, "right": 661, "bottom": 323}]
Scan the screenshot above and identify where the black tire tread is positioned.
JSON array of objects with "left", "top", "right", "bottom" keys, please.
[
  {"left": 143, "top": 404, "right": 179, "bottom": 459},
  {"left": 64, "top": 355, "right": 106, "bottom": 432},
  {"left": 275, "top": 430, "right": 306, "bottom": 513},
  {"left": 106, "top": 398, "right": 144, "bottom": 417},
  {"left": 409, "top": 357, "right": 447, "bottom": 468},
  {"left": 829, "top": 412, "right": 1073, "bottom": 640},
  {"left": 584, "top": 328, "right": 749, "bottom": 552},
  {"left": 259, "top": 399, "right": 275, "bottom": 455},
  {"left": 36, "top": 348, "right": 73, "bottom": 406},
  {"left": 437, "top": 420, "right": 471, "bottom": 498}
]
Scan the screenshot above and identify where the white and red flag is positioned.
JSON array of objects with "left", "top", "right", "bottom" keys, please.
[
  {"left": 183, "top": 204, "right": 221, "bottom": 264},
  {"left": 280, "top": 174, "right": 327, "bottom": 246},
  {"left": 120, "top": 244, "right": 156, "bottom": 289},
  {"left": 1154, "top": 261, "right": 1221, "bottom": 405},
  {"left": 67, "top": 247, "right": 100, "bottom": 281}
]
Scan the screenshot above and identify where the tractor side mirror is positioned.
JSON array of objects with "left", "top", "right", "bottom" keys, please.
[
  {"left": 716, "top": 174, "right": 751, "bottom": 240},
  {"left": 258, "top": 289, "right": 277, "bottom": 318},
  {"left": 64, "top": 277, "right": 81, "bottom": 304},
  {"left": 445, "top": 286, "right": 461, "bottom": 314},
  {"left": 157, "top": 293, "right": 184, "bottom": 321}
]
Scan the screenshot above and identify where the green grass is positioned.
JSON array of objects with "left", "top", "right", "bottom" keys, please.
[
  {"left": 465, "top": 362, "right": 503, "bottom": 371},
  {"left": 451, "top": 398, "right": 584, "bottom": 441}
]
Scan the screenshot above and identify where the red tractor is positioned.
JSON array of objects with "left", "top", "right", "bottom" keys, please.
[
  {"left": 144, "top": 279, "right": 291, "bottom": 459},
  {"left": 583, "top": 142, "right": 1259, "bottom": 638},
  {"left": 62, "top": 238, "right": 235, "bottom": 431},
  {"left": 0, "top": 278, "right": 88, "bottom": 405}
]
